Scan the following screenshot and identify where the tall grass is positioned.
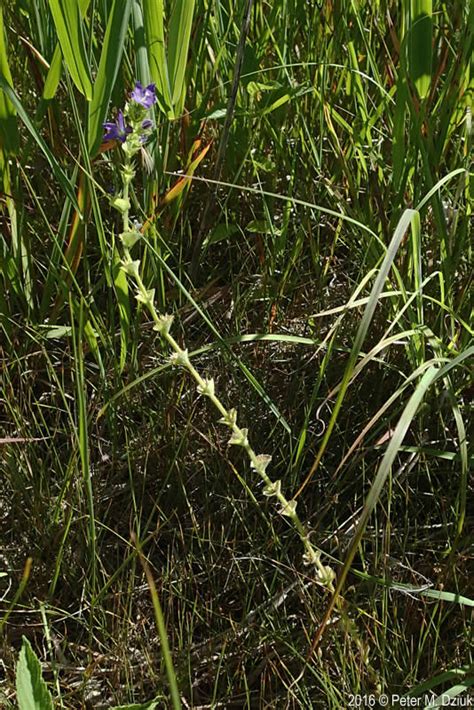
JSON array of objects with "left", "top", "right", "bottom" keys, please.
[{"left": 0, "top": 0, "right": 472, "bottom": 707}]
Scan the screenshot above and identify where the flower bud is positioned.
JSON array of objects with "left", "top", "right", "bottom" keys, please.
[
  {"left": 262, "top": 479, "right": 281, "bottom": 497},
  {"left": 111, "top": 197, "right": 130, "bottom": 214},
  {"left": 279, "top": 499, "right": 297, "bottom": 517},
  {"left": 218, "top": 408, "right": 238, "bottom": 427},
  {"left": 153, "top": 314, "right": 174, "bottom": 335},
  {"left": 135, "top": 288, "right": 155, "bottom": 305},
  {"left": 120, "top": 230, "right": 141, "bottom": 249},
  {"left": 120, "top": 259, "right": 140, "bottom": 278},
  {"left": 197, "top": 378, "right": 215, "bottom": 397},
  {"left": 228, "top": 428, "right": 248, "bottom": 447}
]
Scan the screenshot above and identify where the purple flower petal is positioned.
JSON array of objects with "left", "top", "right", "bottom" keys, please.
[
  {"left": 138, "top": 118, "right": 154, "bottom": 143},
  {"left": 131, "top": 81, "right": 157, "bottom": 109},
  {"left": 103, "top": 110, "right": 132, "bottom": 143}
]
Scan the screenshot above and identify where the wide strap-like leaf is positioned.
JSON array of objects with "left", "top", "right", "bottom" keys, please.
[
  {"left": 0, "top": 7, "right": 19, "bottom": 155},
  {"left": 142, "top": 0, "right": 172, "bottom": 116},
  {"left": 42, "top": 0, "right": 92, "bottom": 101},
  {"left": 47, "top": 0, "right": 93, "bottom": 100},
  {"left": 168, "top": 0, "right": 195, "bottom": 115},
  {"left": 407, "top": 0, "right": 433, "bottom": 100},
  {"left": 88, "top": 0, "right": 132, "bottom": 156}
]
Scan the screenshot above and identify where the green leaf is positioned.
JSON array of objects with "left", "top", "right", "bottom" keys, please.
[
  {"left": 142, "top": 0, "right": 172, "bottom": 115},
  {"left": 0, "top": 7, "right": 19, "bottom": 155},
  {"left": 167, "top": 0, "right": 195, "bottom": 115},
  {"left": 42, "top": 0, "right": 91, "bottom": 102},
  {"left": 0, "top": 76, "right": 81, "bottom": 214},
  {"left": 16, "top": 637, "right": 54, "bottom": 710},
  {"left": 47, "top": 0, "right": 93, "bottom": 100},
  {"left": 407, "top": 0, "right": 433, "bottom": 100},
  {"left": 420, "top": 589, "right": 474, "bottom": 607},
  {"left": 204, "top": 222, "right": 239, "bottom": 246},
  {"left": 42, "top": 45, "right": 63, "bottom": 101},
  {"left": 247, "top": 80, "right": 281, "bottom": 97},
  {"left": 88, "top": 0, "right": 132, "bottom": 156},
  {"left": 246, "top": 219, "right": 281, "bottom": 235},
  {"left": 37, "top": 325, "right": 72, "bottom": 339},
  {"left": 132, "top": 0, "right": 151, "bottom": 87}
]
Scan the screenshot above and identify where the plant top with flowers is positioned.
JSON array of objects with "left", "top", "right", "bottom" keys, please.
[
  {"left": 103, "top": 81, "right": 156, "bottom": 148},
  {"left": 103, "top": 83, "right": 335, "bottom": 590}
]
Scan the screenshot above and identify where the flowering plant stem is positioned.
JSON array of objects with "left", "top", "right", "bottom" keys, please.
[{"left": 106, "top": 84, "right": 335, "bottom": 590}]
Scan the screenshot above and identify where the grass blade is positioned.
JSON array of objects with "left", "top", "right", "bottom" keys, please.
[
  {"left": 88, "top": 0, "right": 132, "bottom": 156},
  {"left": 47, "top": 0, "right": 93, "bottom": 100},
  {"left": 133, "top": 534, "right": 182, "bottom": 710},
  {"left": 132, "top": 0, "right": 151, "bottom": 87},
  {"left": 167, "top": 0, "right": 195, "bottom": 115},
  {"left": 0, "top": 7, "right": 19, "bottom": 155},
  {"left": 0, "top": 76, "right": 81, "bottom": 212},
  {"left": 42, "top": 44, "right": 63, "bottom": 101},
  {"left": 408, "top": 0, "right": 433, "bottom": 100},
  {"left": 142, "top": 0, "right": 172, "bottom": 115},
  {"left": 294, "top": 208, "right": 419, "bottom": 499},
  {"left": 310, "top": 364, "right": 440, "bottom": 654},
  {"left": 42, "top": 0, "right": 91, "bottom": 101}
]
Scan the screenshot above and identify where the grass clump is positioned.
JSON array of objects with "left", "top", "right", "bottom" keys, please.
[{"left": 0, "top": 0, "right": 472, "bottom": 707}]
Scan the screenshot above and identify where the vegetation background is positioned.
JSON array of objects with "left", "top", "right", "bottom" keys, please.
[{"left": 0, "top": 0, "right": 472, "bottom": 707}]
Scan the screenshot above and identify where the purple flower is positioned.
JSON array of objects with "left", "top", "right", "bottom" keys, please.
[
  {"left": 103, "top": 110, "right": 132, "bottom": 143},
  {"left": 139, "top": 118, "right": 154, "bottom": 143},
  {"left": 130, "top": 82, "right": 157, "bottom": 109}
]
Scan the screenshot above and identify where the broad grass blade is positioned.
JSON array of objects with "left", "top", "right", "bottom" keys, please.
[
  {"left": 142, "top": 0, "right": 172, "bottom": 115},
  {"left": 408, "top": 0, "right": 433, "bottom": 99},
  {"left": 0, "top": 8, "right": 19, "bottom": 155},
  {"left": 168, "top": 0, "right": 195, "bottom": 115},
  {"left": 42, "top": 0, "right": 91, "bottom": 101},
  {"left": 88, "top": 0, "right": 132, "bottom": 156},
  {"left": 132, "top": 0, "right": 151, "bottom": 87},
  {"left": 47, "top": 0, "right": 93, "bottom": 100},
  {"left": 42, "top": 44, "right": 63, "bottom": 101}
]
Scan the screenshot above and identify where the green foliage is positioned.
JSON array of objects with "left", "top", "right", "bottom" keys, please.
[
  {"left": 0, "top": 0, "right": 472, "bottom": 706},
  {"left": 47, "top": 0, "right": 93, "bottom": 100},
  {"left": 87, "top": 0, "right": 133, "bottom": 156},
  {"left": 0, "top": 76, "right": 81, "bottom": 211},
  {"left": 0, "top": 7, "right": 19, "bottom": 156},
  {"left": 143, "top": 0, "right": 171, "bottom": 114},
  {"left": 167, "top": 0, "right": 195, "bottom": 115},
  {"left": 14, "top": 637, "right": 160, "bottom": 709},
  {"left": 407, "top": 0, "right": 433, "bottom": 100},
  {"left": 16, "top": 638, "right": 53, "bottom": 710}
]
